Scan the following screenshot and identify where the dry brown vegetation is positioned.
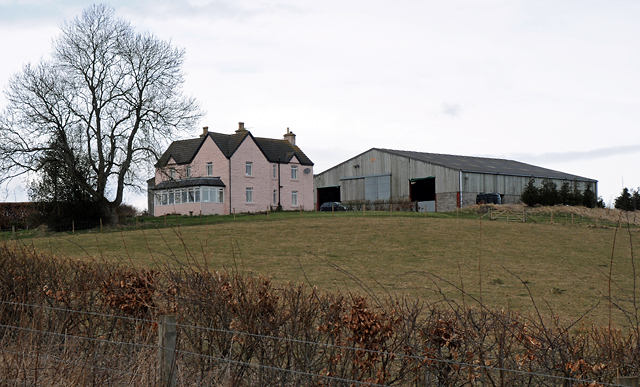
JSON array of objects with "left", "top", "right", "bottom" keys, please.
[{"left": 1, "top": 242, "right": 639, "bottom": 386}]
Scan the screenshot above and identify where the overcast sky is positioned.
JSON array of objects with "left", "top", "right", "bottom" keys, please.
[{"left": 1, "top": 0, "right": 639, "bottom": 209}]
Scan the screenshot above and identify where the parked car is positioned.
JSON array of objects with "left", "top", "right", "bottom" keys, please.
[
  {"left": 319, "top": 202, "right": 349, "bottom": 212},
  {"left": 476, "top": 193, "right": 502, "bottom": 205}
]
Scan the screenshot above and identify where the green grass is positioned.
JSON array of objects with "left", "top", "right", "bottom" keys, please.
[{"left": 7, "top": 211, "right": 640, "bottom": 328}]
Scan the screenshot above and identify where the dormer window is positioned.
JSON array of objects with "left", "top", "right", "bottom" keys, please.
[
  {"left": 186, "top": 165, "right": 191, "bottom": 178},
  {"left": 169, "top": 168, "right": 175, "bottom": 180}
]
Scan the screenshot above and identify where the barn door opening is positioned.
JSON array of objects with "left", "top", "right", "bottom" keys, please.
[
  {"left": 316, "top": 186, "right": 340, "bottom": 210},
  {"left": 410, "top": 176, "right": 436, "bottom": 212}
]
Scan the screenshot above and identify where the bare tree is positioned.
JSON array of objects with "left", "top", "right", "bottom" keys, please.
[{"left": 0, "top": 4, "right": 201, "bottom": 224}]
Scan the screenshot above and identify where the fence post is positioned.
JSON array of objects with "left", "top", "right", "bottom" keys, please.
[
  {"left": 159, "top": 315, "right": 177, "bottom": 387},
  {"left": 524, "top": 209, "right": 527, "bottom": 223},
  {"left": 72, "top": 221, "right": 75, "bottom": 235},
  {"left": 100, "top": 218, "right": 103, "bottom": 232},
  {"left": 571, "top": 213, "right": 574, "bottom": 225},
  {"left": 551, "top": 211, "right": 553, "bottom": 224},
  {"left": 233, "top": 208, "right": 236, "bottom": 220},
  {"left": 11, "top": 225, "right": 15, "bottom": 240},
  {"left": 596, "top": 217, "right": 598, "bottom": 228},
  {"left": 616, "top": 376, "right": 639, "bottom": 387}
]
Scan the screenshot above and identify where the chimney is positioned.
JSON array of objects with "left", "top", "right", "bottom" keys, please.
[
  {"left": 283, "top": 127, "right": 296, "bottom": 145},
  {"left": 236, "top": 122, "right": 246, "bottom": 133},
  {"left": 200, "top": 126, "right": 209, "bottom": 137}
]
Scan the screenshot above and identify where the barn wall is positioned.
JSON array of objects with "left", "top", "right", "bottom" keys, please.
[
  {"left": 461, "top": 173, "right": 595, "bottom": 205},
  {"left": 314, "top": 149, "right": 462, "bottom": 209},
  {"left": 314, "top": 149, "right": 597, "bottom": 211}
]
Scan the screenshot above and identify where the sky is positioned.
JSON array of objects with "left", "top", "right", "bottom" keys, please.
[{"left": 0, "top": 0, "right": 639, "bottom": 209}]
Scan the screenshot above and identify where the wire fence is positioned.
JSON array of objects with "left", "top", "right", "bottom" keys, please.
[{"left": 0, "top": 300, "right": 636, "bottom": 387}]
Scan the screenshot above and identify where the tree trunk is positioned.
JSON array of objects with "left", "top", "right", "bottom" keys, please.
[{"left": 99, "top": 200, "right": 119, "bottom": 226}]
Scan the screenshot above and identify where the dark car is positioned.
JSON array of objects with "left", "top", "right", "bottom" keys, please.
[
  {"left": 319, "top": 201, "right": 349, "bottom": 212},
  {"left": 476, "top": 193, "right": 502, "bottom": 205}
]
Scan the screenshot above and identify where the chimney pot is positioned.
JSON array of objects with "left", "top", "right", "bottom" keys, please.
[
  {"left": 200, "top": 126, "right": 209, "bottom": 137},
  {"left": 236, "top": 122, "right": 246, "bottom": 133},
  {"left": 283, "top": 127, "right": 296, "bottom": 145}
]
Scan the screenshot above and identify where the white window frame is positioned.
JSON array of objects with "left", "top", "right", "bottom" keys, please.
[
  {"left": 272, "top": 164, "right": 277, "bottom": 178},
  {"left": 291, "top": 165, "right": 298, "bottom": 180},
  {"left": 202, "top": 187, "right": 210, "bottom": 203},
  {"left": 273, "top": 189, "right": 277, "bottom": 204},
  {"left": 206, "top": 162, "right": 213, "bottom": 176},
  {"left": 186, "top": 165, "right": 191, "bottom": 178},
  {"left": 246, "top": 162, "right": 253, "bottom": 176},
  {"left": 292, "top": 190, "right": 298, "bottom": 206},
  {"left": 246, "top": 187, "right": 253, "bottom": 203},
  {"left": 169, "top": 168, "right": 175, "bottom": 180}
]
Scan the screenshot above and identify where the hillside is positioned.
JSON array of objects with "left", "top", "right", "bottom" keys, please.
[{"left": 9, "top": 207, "right": 640, "bottom": 328}]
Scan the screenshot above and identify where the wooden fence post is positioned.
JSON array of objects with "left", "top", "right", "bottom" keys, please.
[
  {"left": 233, "top": 208, "right": 236, "bottom": 220},
  {"left": 100, "top": 218, "right": 103, "bottom": 232},
  {"left": 72, "top": 221, "right": 75, "bottom": 235},
  {"left": 11, "top": 225, "right": 15, "bottom": 240},
  {"left": 524, "top": 209, "right": 527, "bottom": 223},
  {"left": 363, "top": 203, "right": 366, "bottom": 217},
  {"left": 159, "top": 315, "right": 177, "bottom": 387},
  {"left": 616, "top": 376, "right": 639, "bottom": 387}
]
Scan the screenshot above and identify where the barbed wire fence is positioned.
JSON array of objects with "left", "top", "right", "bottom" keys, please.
[{"left": 1, "top": 300, "right": 637, "bottom": 387}]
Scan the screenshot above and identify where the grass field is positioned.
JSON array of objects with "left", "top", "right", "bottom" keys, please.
[{"left": 7, "top": 209, "right": 640, "bottom": 328}]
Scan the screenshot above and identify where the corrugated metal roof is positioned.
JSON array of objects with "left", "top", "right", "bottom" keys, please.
[{"left": 377, "top": 148, "right": 595, "bottom": 181}]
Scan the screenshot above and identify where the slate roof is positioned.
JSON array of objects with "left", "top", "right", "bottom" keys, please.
[
  {"left": 151, "top": 177, "right": 226, "bottom": 190},
  {"left": 156, "top": 130, "right": 313, "bottom": 168},
  {"left": 376, "top": 148, "right": 595, "bottom": 181}
]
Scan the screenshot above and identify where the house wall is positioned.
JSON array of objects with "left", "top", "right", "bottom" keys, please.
[
  {"left": 154, "top": 202, "right": 227, "bottom": 217},
  {"left": 278, "top": 156, "right": 314, "bottom": 211},
  {"left": 228, "top": 136, "right": 271, "bottom": 213},
  {"left": 154, "top": 136, "right": 231, "bottom": 216}
]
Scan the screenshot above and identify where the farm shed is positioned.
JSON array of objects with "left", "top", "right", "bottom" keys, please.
[{"left": 313, "top": 148, "right": 597, "bottom": 212}]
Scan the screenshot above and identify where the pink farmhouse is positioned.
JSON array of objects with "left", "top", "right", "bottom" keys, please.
[{"left": 148, "top": 123, "right": 314, "bottom": 216}]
